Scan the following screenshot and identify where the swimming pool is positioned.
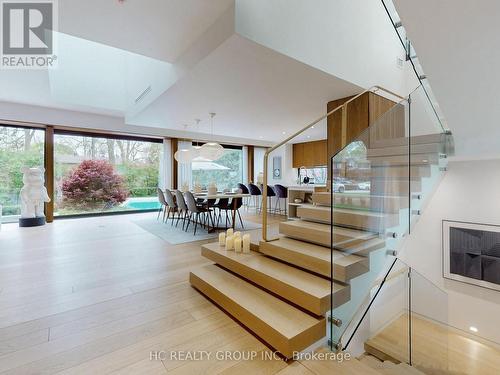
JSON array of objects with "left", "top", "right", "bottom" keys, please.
[{"left": 123, "top": 198, "right": 161, "bottom": 210}]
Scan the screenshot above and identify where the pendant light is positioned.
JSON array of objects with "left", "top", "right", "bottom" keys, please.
[
  {"left": 200, "top": 112, "right": 224, "bottom": 161},
  {"left": 174, "top": 124, "right": 194, "bottom": 163}
]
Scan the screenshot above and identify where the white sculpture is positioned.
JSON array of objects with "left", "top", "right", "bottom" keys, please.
[{"left": 19, "top": 167, "right": 50, "bottom": 219}]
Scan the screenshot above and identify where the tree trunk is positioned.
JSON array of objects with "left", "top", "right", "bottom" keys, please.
[{"left": 107, "top": 139, "right": 116, "bottom": 164}]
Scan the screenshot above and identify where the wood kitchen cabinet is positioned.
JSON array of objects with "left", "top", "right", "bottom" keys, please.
[
  {"left": 292, "top": 139, "right": 327, "bottom": 168},
  {"left": 327, "top": 92, "right": 402, "bottom": 160}
]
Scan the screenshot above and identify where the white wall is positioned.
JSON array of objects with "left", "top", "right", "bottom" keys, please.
[
  {"left": 400, "top": 159, "right": 500, "bottom": 344},
  {"left": 235, "top": 0, "right": 414, "bottom": 96}
]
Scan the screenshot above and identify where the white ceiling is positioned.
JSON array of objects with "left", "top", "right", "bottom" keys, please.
[
  {"left": 394, "top": 0, "right": 500, "bottom": 159},
  {"left": 129, "top": 34, "right": 358, "bottom": 142},
  {"left": 0, "top": 0, "right": 361, "bottom": 145},
  {"left": 59, "top": 0, "right": 234, "bottom": 62}
]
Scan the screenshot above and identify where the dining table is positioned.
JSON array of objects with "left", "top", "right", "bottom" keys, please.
[{"left": 193, "top": 192, "right": 250, "bottom": 233}]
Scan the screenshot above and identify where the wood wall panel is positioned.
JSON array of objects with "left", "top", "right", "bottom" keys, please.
[
  {"left": 292, "top": 140, "right": 327, "bottom": 168},
  {"left": 247, "top": 145, "right": 254, "bottom": 183},
  {"left": 44, "top": 126, "right": 54, "bottom": 222},
  {"left": 368, "top": 93, "right": 405, "bottom": 146},
  {"left": 171, "top": 138, "right": 178, "bottom": 189}
]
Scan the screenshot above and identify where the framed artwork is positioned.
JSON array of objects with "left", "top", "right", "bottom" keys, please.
[
  {"left": 443, "top": 220, "right": 500, "bottom": 291},
  {"left": 272, "top": 156, "right": 281, "bottom": 180}
]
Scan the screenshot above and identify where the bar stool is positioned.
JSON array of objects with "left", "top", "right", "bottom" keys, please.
[
  {"left": 248, "top": 183, "right": 262, "bottom": 211},
  {"left": 273, "top": 184, "right": 288, "bottom": 215},
  {"left": 261, "top": 185, "right": 276, "bottom": 214}
]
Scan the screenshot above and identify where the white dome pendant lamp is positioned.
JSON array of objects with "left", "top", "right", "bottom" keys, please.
[
  {"left": 174, "top": 123, "right": 195, "bottom": 164},
  {"left": 200, "top": 112, "right": 224, "bottom": 161}
]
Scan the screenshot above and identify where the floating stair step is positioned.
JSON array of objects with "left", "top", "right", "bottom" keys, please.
[
  {"left": 370, "top": 179, "right": 421, "bottom": 196},
  {"left": 369, "top": 134, "right": 444, "bottom": 149},
  {"left": 201, "top": 243, "right": 349, "bottom": 314},
  {"left": 312, "top": 193, "right": 407, "bottom": 213},
  {"left": 369, "top": 164, "right": 431, "bottom": 178},
  {"left": 297, "top": 205, "right": 399, "bottom": 231},
  {"left": 368, "top": 153, "right": 439, "bottom": 166},
  {"left": 189, "top": 264, "right": 325, "bottom": 358},
  {"left": 258, "top": 237, "right": 369, "bottom": 282},
  {"left": 339, "top": 164, "right": 431, "bottom": 180},
  {"left": 367, "top": 142, "right": 442, "bottom": 158},
  {"left": 340, "top": 237, "right": 386, "bottom": 256},
  {"left": 279, "top": 220, "right": 378, "bottom": 248}
]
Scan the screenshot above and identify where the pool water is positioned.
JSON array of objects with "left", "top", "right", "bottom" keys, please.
[{"left": 124, "top": 200, "right": 161, "bottom": 210}]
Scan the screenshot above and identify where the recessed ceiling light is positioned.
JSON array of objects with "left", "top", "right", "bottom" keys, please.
[
  {"left": 311, "top": 126, "right": 315, "bottom": 129},
  {"left": 469, "top": 326, "right": 478, "bottom": 333},
  {"left": 307, "top": 135, "right": 311, "bottom": 139},
  {"left": 282, "top": 131, "right": 286, "bottom": 135}
]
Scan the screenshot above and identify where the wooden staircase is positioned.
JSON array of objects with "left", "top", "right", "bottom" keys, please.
[{"left": 189, "top": 134, "right": 446, "bottom": 360}]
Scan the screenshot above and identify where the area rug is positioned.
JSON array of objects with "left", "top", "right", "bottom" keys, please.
[{"left": 133, "top": 217, "right": 262, "bottom": 245}]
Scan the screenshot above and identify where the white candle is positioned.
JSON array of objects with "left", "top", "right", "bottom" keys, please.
[
  {"left": 219, "top": 232, "right": 226, "bottom": 246},
  {"left": 233, "top": 231, "right": 241, "bottom": 238},
  {"left": 227, "top": 228, "right": 234, "bottom": 237},
  {"left": 225, "top": 236, "right": 234, "bottom": 250},
  {"left": 242, "top": 234, "right": 251, "bottom": 253},
  {"left": 234, "top": 237, "right": 242, "bottom": 253}
]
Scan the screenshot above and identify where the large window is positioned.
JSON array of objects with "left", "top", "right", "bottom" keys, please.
[
  {"left": 0, "top": 125, "right": 45, "bottom": 223},
  {"left": 191, "top": 145, "right": 243, "bottom": 190},
  {"left": 54, "top": 131, "right": 162, "bottom": 216}
]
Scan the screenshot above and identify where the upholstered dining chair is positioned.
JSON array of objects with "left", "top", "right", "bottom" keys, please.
[
  {"left": 163, "top": 189, "right": 178, "bottom": 226},
  {"left": 157, "top": 188, "right": 168, "bottom": 222},
  {"left": 174, "top": 190, "right": 188, "bottom": 230},
  {"left": 237, "top": 183, "right": 250, "bottom": 209},
  {"left": 261, "top": 185, "right": 276, "bottom": 214},
  {"left": 184, "top": 191, "right": 209, "bottom": 235}
]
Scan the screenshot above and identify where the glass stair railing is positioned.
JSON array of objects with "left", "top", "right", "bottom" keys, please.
[{"left": 328, "top": 83, "right": 454, "bottom": 352}]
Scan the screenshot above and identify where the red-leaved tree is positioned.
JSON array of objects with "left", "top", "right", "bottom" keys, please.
[{"left": 62, "top": 160, "right": 129, "bottom": 209}]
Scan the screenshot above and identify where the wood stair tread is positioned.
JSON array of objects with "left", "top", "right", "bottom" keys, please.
[
  {"left": 367, "top": 142, "right": 442, "bottom": 157},
  {"left": 190, "top": 264, "right": 325, "bottom": 358},
  {"left": 201, "top": 243, "right": 349, "bottom": 314},
  {"left": 297, "top": 205, "right": 399, "bottom": 232},
  {"left": 258, "top": 237, "right": 369, "bottom": 282},
  {"left": 279, "top": 219, "right": 379, "bottom": 248}
]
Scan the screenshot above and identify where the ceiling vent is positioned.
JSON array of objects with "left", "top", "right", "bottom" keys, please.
[{"left": 134, "top": 85, "right": 152, "bottom": 104}]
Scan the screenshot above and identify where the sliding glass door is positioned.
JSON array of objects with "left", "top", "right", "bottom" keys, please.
[
  {"left": 191, "top": 145, "right": 243, "bottom": 190},
  {"left": 54, "top": 131, "right": 162, "bottom": 216},
  {"left": 0, "top": 125, "right": 45, "bottom": 223}
]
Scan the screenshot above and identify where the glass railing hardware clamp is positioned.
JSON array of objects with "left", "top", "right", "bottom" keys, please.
[
  {"left": 439, "top": 153, "right": 448, "bottom": 159},
  {"left": 439, "top": 167, "right": 448, "bottom": 172},
  {"left": 386, "top": 232, "right": 398, "bottom": 239},
  {"left": 411, "top": 210, "right": 421, "bottom": 216},
  {"left": 418, "top": 74, "right": 427, "bottom": 80},
  {"left": 327, "top": 339, "right": 342, "bottom": 351},
  {"left": 394, "top": 21, "right": 403, "bottom": 28},
  {"left": 328, "top": 316, "right": 343, "bottom": 327},
  {"left": 412, "top": 193, "right": 422, "bottom": 200},
  {"left": 386, "top": 249, "right": 398, "bottom": 256}
]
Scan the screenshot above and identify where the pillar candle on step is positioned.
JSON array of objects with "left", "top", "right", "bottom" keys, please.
[
  {"left": 225, "top": 235, "right": 234, "bottom": 250},
  {"left": 219, "top": 232, "right": 226, "bottom": 246},
  {"left": 242, "top": 234, "right": 250, "bottom": 253},
  {"left": 234, "top": 237, "right": 242, "bottom": 253},
  {"left": 227, "top": 228, "right": 234, "bottom": 237}
]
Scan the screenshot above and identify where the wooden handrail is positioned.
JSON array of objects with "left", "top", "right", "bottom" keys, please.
[{"left": 261, "top": 85, "right": 406, "bottom": 242}]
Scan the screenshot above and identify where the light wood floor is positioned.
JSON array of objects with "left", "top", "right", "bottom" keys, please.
[{"left": 0, "top": 211, "right": 322, "bottom": 375}]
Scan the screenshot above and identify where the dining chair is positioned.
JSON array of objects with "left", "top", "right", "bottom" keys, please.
[
  {"left": 157, "top": 188, "right": 168, "bottom": 222},
  {"left": 237, "top": 183, "right": 250, "bottom": 209},
  {"left": 184, "top": 191, "right": 209, "bottom": 235},
  {"left": 230, "top": 197, "right": 244, "bottom": 229},
  {"left": 214, "top": 198, "right": 230, "bottom": 228},
  {"left": 273, "top": 184, "right": 288, "bottom": 215},
  {"left": 248, "top": 183, "right": 262, "bottom": 211},
  {"left": 164, "top": 189, "right": 178, "bottom": 226},
  {"left": 174, "top": 190, "right": 189, "bottom": 230}
]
